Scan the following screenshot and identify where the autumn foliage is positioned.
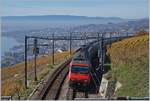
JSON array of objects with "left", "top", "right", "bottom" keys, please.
[
  {"left": 107, "top": 33, "right": 149, "bottom": 96},
  {"left": 1, "top": 51, "right": 71, "bottom": 97}
]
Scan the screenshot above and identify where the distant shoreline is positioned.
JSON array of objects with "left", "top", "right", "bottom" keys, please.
[{"left": 1, "top": 36, "right": 20, "bottom": 56}]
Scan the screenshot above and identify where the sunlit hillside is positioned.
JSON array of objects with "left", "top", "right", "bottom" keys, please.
[
  {"left": 107, "top": 33, "right": 149, "bottom": 97},
  {"left": 1, "top": 51, "right": 71, "bottom": 97}
]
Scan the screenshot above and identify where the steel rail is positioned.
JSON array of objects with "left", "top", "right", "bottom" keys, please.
[{"left": 35, "top": 59, "right": 71, "bottom": 100}]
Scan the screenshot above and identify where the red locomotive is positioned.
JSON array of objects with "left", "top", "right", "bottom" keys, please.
[
  {"left": 68, "top": 47, "right": 91, "bottom": 89},
  {"left": 68, "top": 59, "right": 91, "bottom": 88},
  {"left": 68, "top": 42, "right": 99, "bottom": 89}
]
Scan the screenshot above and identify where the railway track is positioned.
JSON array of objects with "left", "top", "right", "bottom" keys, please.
[
  {"left": 28, "top": 36, "right": 135, "bottom": 100},
  {"left": 75, "top": 90, "right": 88, "bottom": 99},
  {"left": 67, "top": 88, "right": 89, "bottom": 100},
  {"left": 35, "top": 59, "right": 71, "bottom": 100}
]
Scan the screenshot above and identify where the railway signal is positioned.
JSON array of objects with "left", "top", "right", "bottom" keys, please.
[{"left": 33, "top": 47, "right": 39, "bottom": 54}]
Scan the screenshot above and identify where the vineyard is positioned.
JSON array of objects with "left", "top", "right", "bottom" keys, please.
[
  {"left": 1, "top": 32, "right": 149, "bottom": 99},
  {"left": 107, "top": 33, "right": 149, "bottom": 97},
  {"left": 1, "top": 51, "right": 71, "bottom": 98}
]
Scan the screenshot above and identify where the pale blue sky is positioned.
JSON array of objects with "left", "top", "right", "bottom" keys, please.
[{"left": 1, "top": 0, "right": 149, "bottom": 19}]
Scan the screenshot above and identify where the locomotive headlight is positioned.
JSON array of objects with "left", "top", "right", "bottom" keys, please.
[{"left": 84, "top": 80, "right": 88, "bottom": 82}]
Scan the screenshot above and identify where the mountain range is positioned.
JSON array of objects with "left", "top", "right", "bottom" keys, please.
[{"left": 2, "top": 15, "right": 130, "bottom": 32}]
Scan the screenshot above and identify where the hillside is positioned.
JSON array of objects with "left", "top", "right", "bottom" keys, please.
[
  {"left": 106, "top": 33, "right": 149, "bottom": 97},
  {"left": 1, "top": 51, "right": 71, "bottom": 98}
]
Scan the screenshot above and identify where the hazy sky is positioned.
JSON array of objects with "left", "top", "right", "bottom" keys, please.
[{"left": 2, "top": 0, "right": 149, "bottom": 19}]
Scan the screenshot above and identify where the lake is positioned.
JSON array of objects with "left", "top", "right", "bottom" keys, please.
[{"left": 1, "top": 36, "right": 20, "bottom": 56}]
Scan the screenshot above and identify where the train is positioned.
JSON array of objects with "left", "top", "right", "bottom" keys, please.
[
  {"left": 68, "top": 36, "right": 129, "bottom": 89},
  {"left": 68, "top": 41, "right": 100, "bottom": 89}
]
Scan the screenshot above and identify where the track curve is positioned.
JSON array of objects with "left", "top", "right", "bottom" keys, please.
[{"left": 36, "top": 59, "right": 71, "bottom": 100}]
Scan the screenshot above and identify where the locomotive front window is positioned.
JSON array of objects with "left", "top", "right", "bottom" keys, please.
[
  {"left": 74, "top": 58, "right": 85, "bottom": 61},
  {"left": 71, "top": 66, "right": 89, "bottom": 74}
]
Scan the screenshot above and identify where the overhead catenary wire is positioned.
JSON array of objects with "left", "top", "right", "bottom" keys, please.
[{"left": 24, "top": 32, "right": 134, "bottom": 89}]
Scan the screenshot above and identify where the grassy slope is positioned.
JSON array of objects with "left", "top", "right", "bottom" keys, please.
[
  {"left": 107, "top": 34, "right": 149, "bottom": 97},
  {"left": 1, "top": 51, "right": 71, "bottom": 96}
]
